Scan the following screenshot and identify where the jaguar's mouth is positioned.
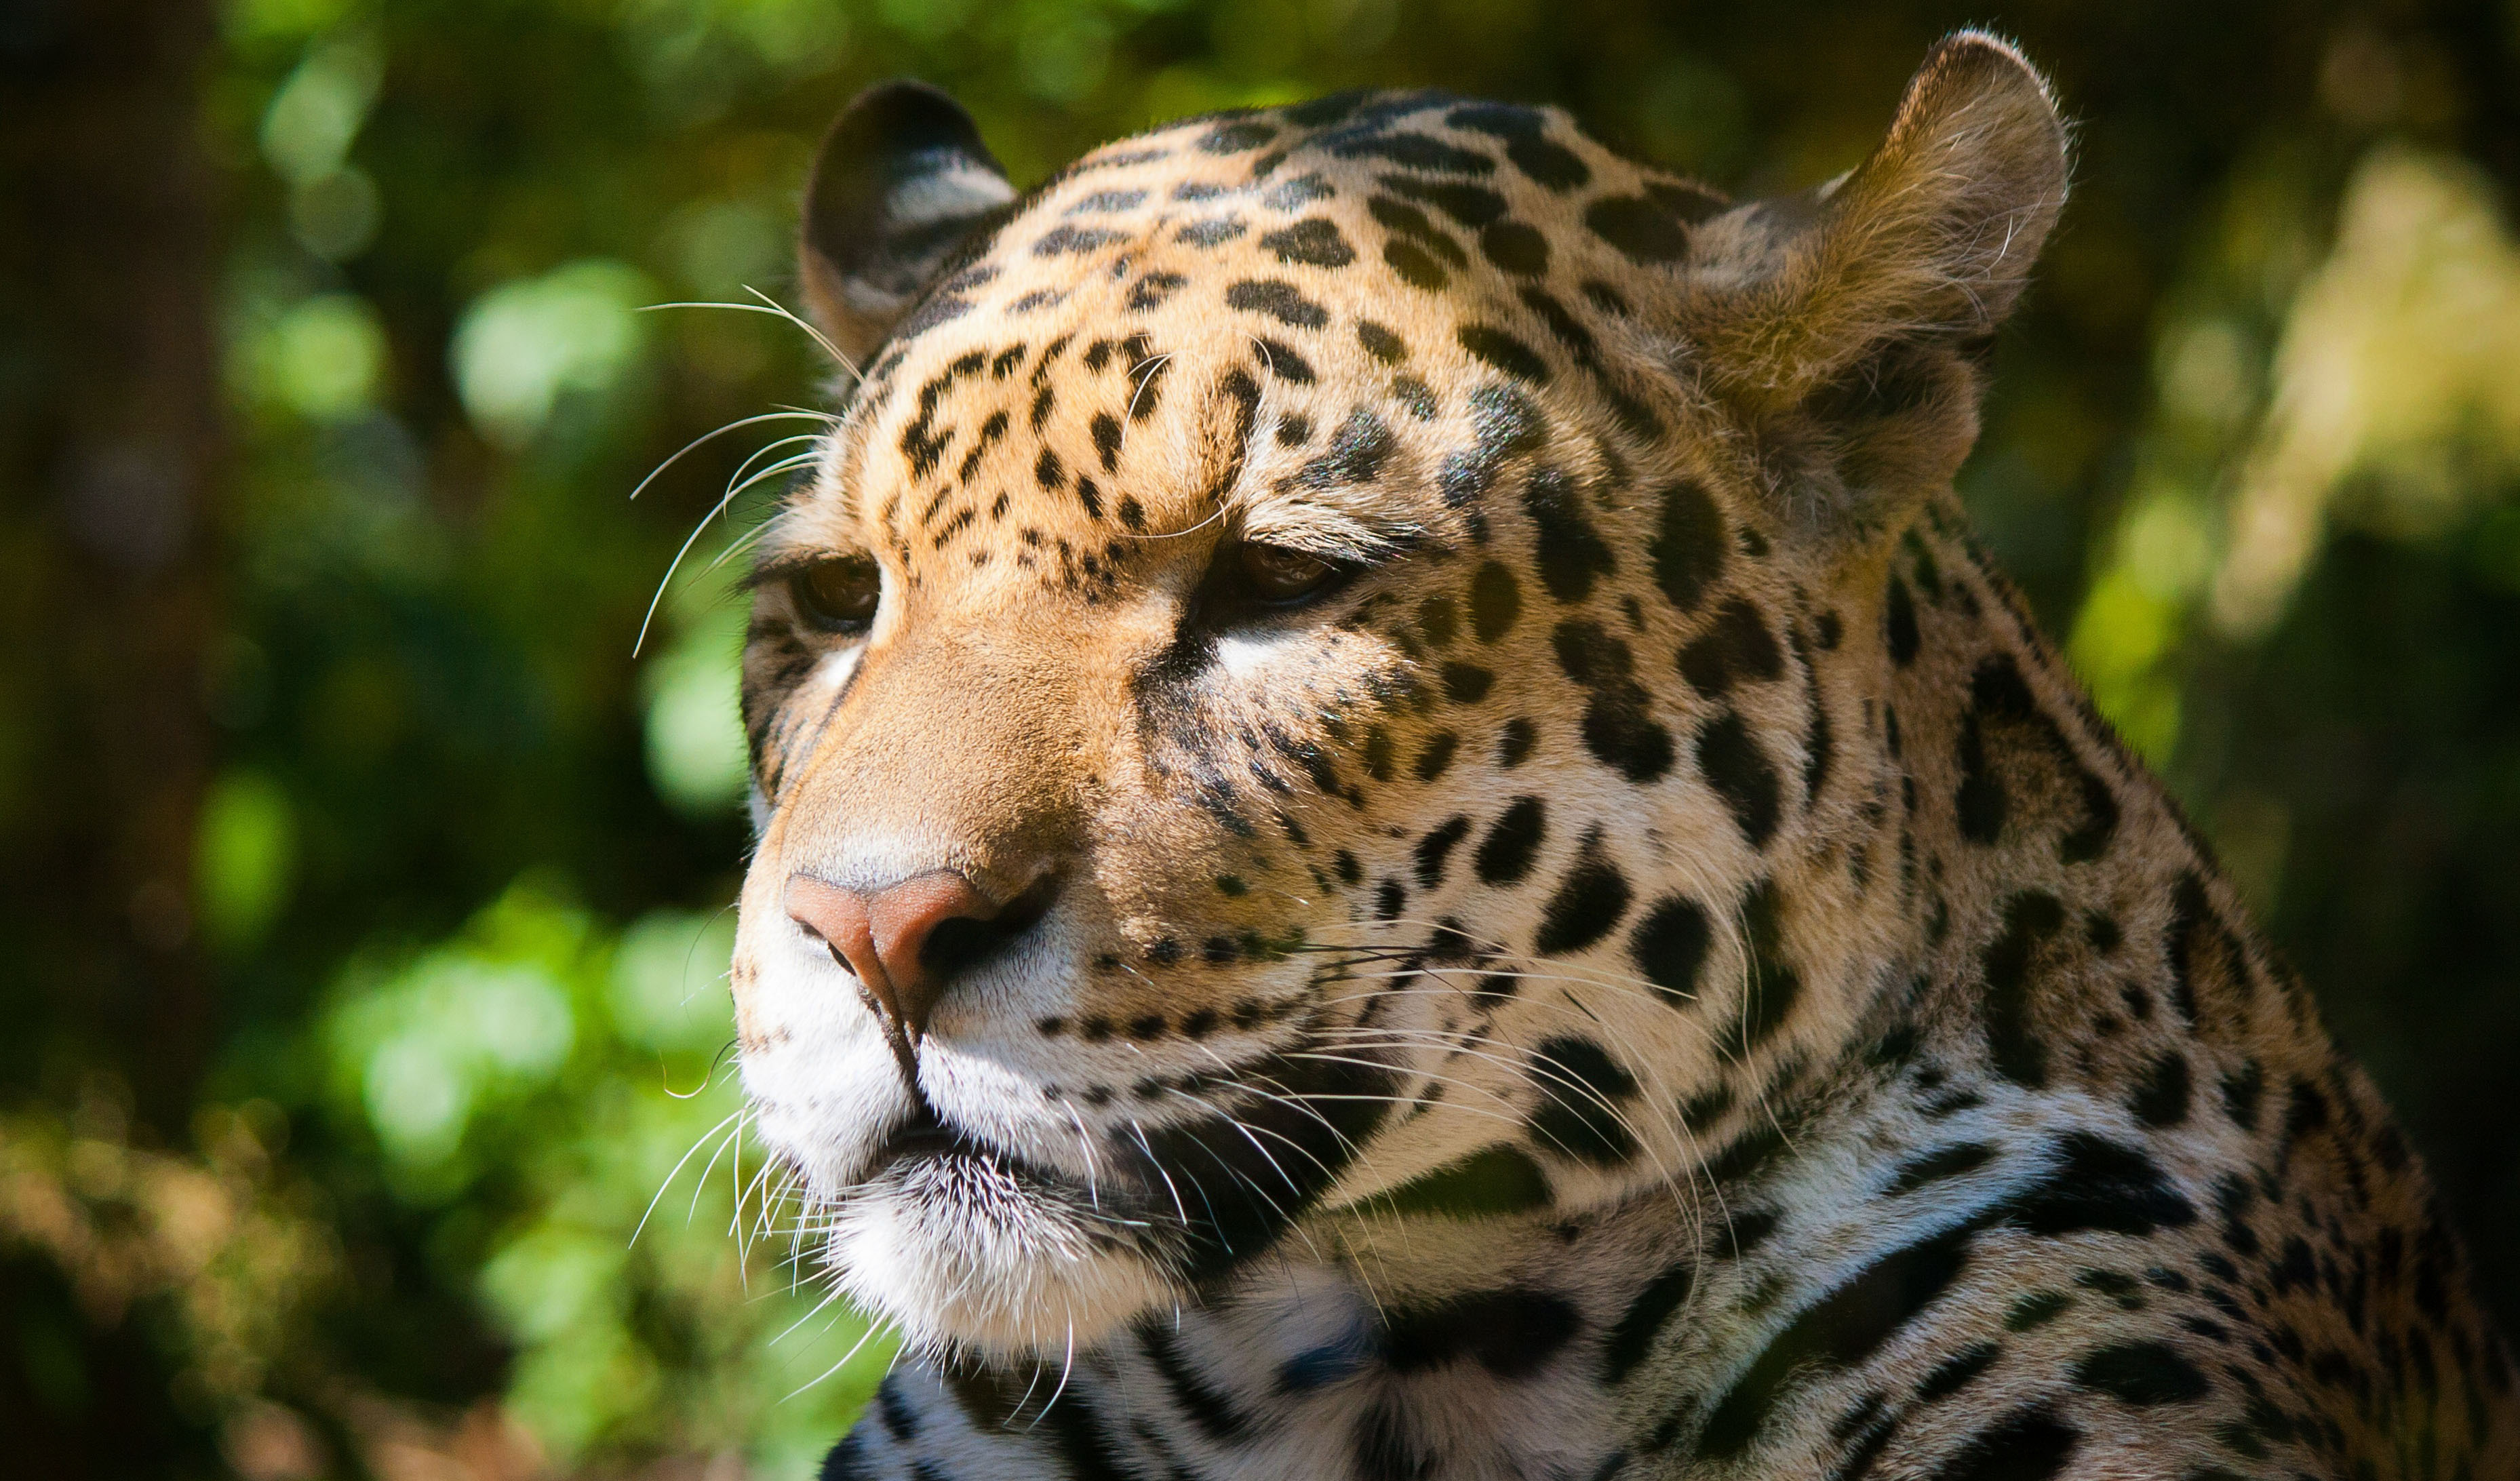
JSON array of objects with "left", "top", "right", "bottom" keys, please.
[
  {"left": 865, "top": 1103, "right": 979, "bottom": 1176},
  {"left": 818, "top": 1101, "right": 1182, "bottom": 1358},
  {"left": 857, "top": 1102, "right": 1120, "bottom": 1231}
]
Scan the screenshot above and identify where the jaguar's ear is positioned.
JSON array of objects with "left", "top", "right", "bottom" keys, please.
[
  {"left": 1684, "top": 32, "right": 2068, "bottom": 519},
  {"left": 798, "top": 81, "right": 1017, "bottom": 367}
]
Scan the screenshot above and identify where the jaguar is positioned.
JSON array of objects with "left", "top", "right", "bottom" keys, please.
[{"left": 722, "top": 32, "right": 2516, "bottom": 1480}]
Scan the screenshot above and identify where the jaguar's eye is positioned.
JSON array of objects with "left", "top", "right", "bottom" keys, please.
[
  {"left": 1235, "top": 542, "right": 1344, "bottom": 607},
  {"left": 789, "top": 554, "right": 882, "bottom": 633}
]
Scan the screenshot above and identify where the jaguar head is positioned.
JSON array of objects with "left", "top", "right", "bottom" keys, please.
[{"left": 726, "top": 36, "right": 2066, "bottom": 1360}]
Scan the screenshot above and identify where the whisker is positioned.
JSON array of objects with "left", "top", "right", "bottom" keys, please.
[
  {"left": 631, "top": 1107, "right": 745, "bottom": 1248},
  {"left": 745, "top": 284, "right": 858, "bottom": 378},
  {"left": 635, "top": 446, "right": 822, "bottom": 654},
  {"left": 627, "top": 410, "right": 831, "bottom": 505},
  {"left": 639, "top": 292, "right": 857, "bottom": 380}
]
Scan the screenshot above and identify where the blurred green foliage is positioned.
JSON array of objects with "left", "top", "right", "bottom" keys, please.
[{"left": 6, "top": 0, "right": 2520, "bottom": 1476}]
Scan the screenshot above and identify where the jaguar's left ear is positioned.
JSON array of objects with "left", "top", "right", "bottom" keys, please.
[
  {"left": 1682, "top": 31, "right": 2068, "bottom": 526},
  {"left": 798, "top": 81, "right": 1018, "bottom": 368}
]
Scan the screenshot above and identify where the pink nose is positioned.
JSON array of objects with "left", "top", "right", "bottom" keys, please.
[{"left": 785, "top": 871, "right": 998, "bottom": 1050}]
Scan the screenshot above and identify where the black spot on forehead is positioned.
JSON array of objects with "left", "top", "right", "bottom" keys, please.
[
  {"left": 1459, "top": 325, "right": 1551, "bottom": 384},
  {"left": 1253, "top": 338, "right": 1316, "bottom": 384},
  {"left": 1381, "top": 174, "right": 1509, "bottom": 226},
  {"left": 1129, "top": 271, "right": 1188, "bottom": 311},
  {"left": 1259, "top": 218, "right": 1358, "bottom": 270},
  {"left": 1356, "top": 321, "right": 1407, "bottom": 363},
  {"left": 1171, "top": 179, "right": 1232, "bottom": 201},
  {"left": 1330, "top": 131, "right": 1495, "bottom": 175},
  {"left": 1125, "top": 350, "right": 1170, "bottom": 420},
  {"left": 1209, "top": 366, "right": 1261, "bottom": 497},
  {"left": 1444, "top": 102, "right": 1544, "bottom": 136},
  {"left": 1083, "top": 145, "right": 1170, "bottom": 170},
  {"left": 1366, "top": 197, "right": 1470, "bottom": 266},
  {"left": 1179, "top": 216, "right": 1248, "bottom": 248},
  {"left": 1201, "top": 119, "right": 1278, "bottom": 153},
  {"left": 1647, "top": 179, "right": 1726, "bottom": 223},
  {"left": 1439, "top": 382, "right": 1548, "bottom": 510},
  {"left": 1068, "top": 188, "right": 1147, "bottom": 214},
  {"left": 1291, "top": 408, "right": 1395, "bottom": 490},
  {"left": 1381, "top": 240, "right": 1449, "bottom": 291},
  {"left": 1226, "top": 279, "right": 1331, "bottom": 328},
  {"left": 2131, "top": 1050, "right": 2193, "bottom": 1128},
  {"left": 1280, "top": 88, "right": 1421, "bottom": 129},
  {"left": 1442, "top": 104, "right": 1592, "bottom": 191},
  {"left": 1036, "top": 223, "right": 1132, "bottom": 256},
  {"left": 1585, "top": 195, "right": 1690, "bottom": 264},
  {"left": 1261, "top": 173, "right": 1334, "bottom": 210},
  {"left": 895, "top": 288, "right": 979, "bottom": 342},
  {"left": 1417, "top": 594, "right": 1459, "bottom": 645},
  {"left": 1916, "top": 1342, "right": 2001, "bottom": 1404}
]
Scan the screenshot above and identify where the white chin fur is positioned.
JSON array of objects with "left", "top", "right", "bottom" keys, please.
[{"left": 823, "top": 1156, "right": 1181, "bottom": 1358}]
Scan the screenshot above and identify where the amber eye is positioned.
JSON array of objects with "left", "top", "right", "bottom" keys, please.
[
  {"left": 1235, "top": 542, "right": 1343, "bottom": 606},
  {"left": 788, "top": 554, "right": 881, "bottom": 633}
]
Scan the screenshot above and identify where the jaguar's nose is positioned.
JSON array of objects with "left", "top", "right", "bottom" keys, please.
[{"left": 785, "top": 869, "right": 1036, "bottom": 1060}]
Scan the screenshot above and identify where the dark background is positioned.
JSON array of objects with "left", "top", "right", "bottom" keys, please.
[{"left": 3, "top": 0, "right": 2517, "bottom": 1476}]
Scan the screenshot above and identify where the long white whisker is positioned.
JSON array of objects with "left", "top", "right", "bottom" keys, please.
[
  {"left": 745, "top": 285, "right": 858, "bottom": 378},
  {"left": 627, "top": 410, "right": 829, "bottom": 505},
  {"left": 634, "top": 446, "right": 817, "bottom": 655},
  {"left": 631, "top": 1107, "right": 745, "bottom": 1249},
  {"left": 640, "top": 294, "right": 857, "bottom": 379}
]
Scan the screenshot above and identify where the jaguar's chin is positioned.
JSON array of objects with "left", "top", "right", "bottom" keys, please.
[{"left": 818, "top": 1116, "right": 1183, "bottom": 1358}]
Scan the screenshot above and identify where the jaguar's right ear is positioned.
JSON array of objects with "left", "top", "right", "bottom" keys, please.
[{"left": 798, "top": 81, "right": 1017, "bottom": 367}]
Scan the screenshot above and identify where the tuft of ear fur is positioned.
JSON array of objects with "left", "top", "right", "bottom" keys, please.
[
  {"left": 1676, "top": 33, "right": 2067, "bottom": 527},
  {"left": 798, "top": 81, "right": 1017, "bottom": 367},
  {"left": 1693, "top": 32, "right": 2068, "bottom": 401}
]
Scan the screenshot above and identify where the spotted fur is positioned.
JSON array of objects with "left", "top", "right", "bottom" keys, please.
[{"left": 726, "top": 33, "right": 2516, "bottom": 1481}]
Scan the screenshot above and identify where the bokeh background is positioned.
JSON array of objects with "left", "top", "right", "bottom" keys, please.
[{"left": 4, "top": 0, "right": 2518, "bottom": 1475}]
